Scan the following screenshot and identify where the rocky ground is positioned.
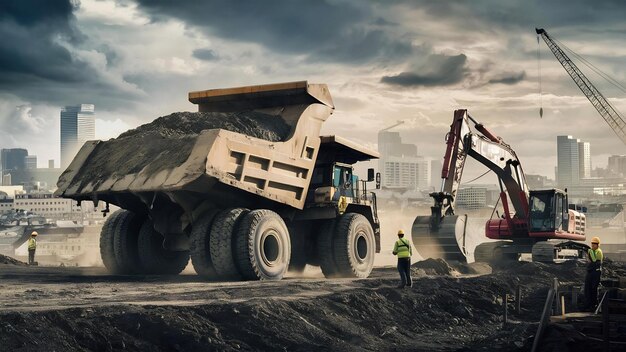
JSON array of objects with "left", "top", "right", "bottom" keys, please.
[{"left": 2, "top": 255, "right": 624, "bottom": 351}]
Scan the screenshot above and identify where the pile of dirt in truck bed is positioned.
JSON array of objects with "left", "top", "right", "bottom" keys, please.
[
  {"left": 0, "top": 253, "right": 26, "bottom": 265},
  {"left": 68, "top": 111, "right": 291, "bottom": 191},
  {"left": 3, "top": 259, "right": 624, "bottom": 351}
]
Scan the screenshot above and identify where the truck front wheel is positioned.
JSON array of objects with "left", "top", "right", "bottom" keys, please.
[
  {"left": 234, "top": 209, "right": 291, "bottom": 281},
  {"left": 138, "top": 220, "right": 189, "bottom": 275},
  {"left": 332, "top": 213, "right": 375, "bottom": 278}
]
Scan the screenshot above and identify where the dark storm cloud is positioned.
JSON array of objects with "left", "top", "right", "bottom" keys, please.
[
  {"left": 383, "top": 0, "right": 626, "bottom": 33},
  {"left": 192, "top": 48, "right": 220, "bottom": 61},
  {"left": 488, "top": 71, "right": 526, "bottom": 85},
  {"left": 381, "top": 54, "right": 468, "bottom": 87},
  {"left": 134, "top": 0, "right": 411, "bottom": 63},
  {"left": 0, "top": 0, "right": 137, "bottom": 108}
]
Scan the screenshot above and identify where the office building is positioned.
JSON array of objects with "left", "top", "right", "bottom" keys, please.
[
  {"left": 1, "top": 148, "right": 28, "bottom": 173},
  {"left": 608, "top": 155, "right": 626, "bottom": 177},
  {"left": 557, "top": 135, "right": 580, "bottom": 188},
  {"left": 25, "top": 155, "right": 37, "bottom": 170},
  {"left": 578, "top": 141, "right": 591, "bottom": 179},
  {"left": 60, "top": 104, "right": 95, "bottom": 168},
  {"left": 378, "top": 130, "right": 430, "bottom": 190}
]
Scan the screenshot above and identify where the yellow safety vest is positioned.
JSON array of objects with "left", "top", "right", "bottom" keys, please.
[
  {"left": 588, "top": 248, "right": 603, "bottom": 262},
  {"left": 393, "top": 238, "right": 412, "bottom": 259},
  {"left": 28, "top": 237, "right": 37, "bottom": 250}
]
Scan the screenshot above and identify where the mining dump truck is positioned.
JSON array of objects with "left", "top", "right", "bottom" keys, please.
[{"left": 55, "top": 81, "right": 380, "bottom": 280}]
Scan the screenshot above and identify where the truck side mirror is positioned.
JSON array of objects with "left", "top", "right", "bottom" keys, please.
[
  {"left": 367, "top": 168, "right": 375, "bottom": 182},
  {"left": 375, "top": 172, "right": 381, "bottom": 189}
]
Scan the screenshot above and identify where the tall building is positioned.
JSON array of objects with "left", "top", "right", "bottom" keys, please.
[
  {"left": 60, "top": 104, "right": 95, "bottom": 168},
  {"left": 430, "top": 159, "right": 443, "bottom": 190},
  {"left": 1, "top": 148, "right": 28, "bottom": 174},
  {"left": 25, "top": 155, "right": 37, "bottom": 170},
  {"left": 378, "top": 130, "right": 429, "bottom": 190},
  {"left": 557, "top": 135, "right": 580, "bottom": 188},
  {"left": 608, "top": 155, "right": 626, "bottom": 177},
  {"left": 578, "top": 141, "right": 591, "bottom": 179}
]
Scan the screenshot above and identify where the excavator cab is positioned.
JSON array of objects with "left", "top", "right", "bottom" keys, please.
[{"left": 528, "top": 189, "right": 568, "bottom": 233}]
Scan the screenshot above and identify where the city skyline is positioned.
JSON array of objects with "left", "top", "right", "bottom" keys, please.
[{"left": 1, "top": 1, "right": 626, "bottom": 178}]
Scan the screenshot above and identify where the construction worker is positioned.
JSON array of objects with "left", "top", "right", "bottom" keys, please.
[
  {"left": 392, "top": 229, "right": 412, "bottom": 288},
  {"left": 584, "top": 236, "right": 603, "bottom": 311},
  {"left": 27, "top": 231, "right": 38, "bottom": 265}
]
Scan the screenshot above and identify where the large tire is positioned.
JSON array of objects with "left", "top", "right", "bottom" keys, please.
[
  {"left": 190, "top": 210, "right": 220, "bottom": 279},
  {"left": 210, "top": 208, "right": 249, "bottom": 280},
  {"left": 137, "top": 220, "right": 189, "bottom": 275},
  {"left": 234, "top": 209, "right": 291, "bottom": 281},
  {"left": 100, "top": 210, "right": 125, "bottom": 274},
  {"left": 113, "top": 210, "right": 144, "bottom": 275},
  {"left": 317, "top": 220, "right": 338, "bottom": 278},
  {"left": 287, "top": 221, "right": 310, "bottom": 273},
  {"left": 332, "top": 213, "right": 375, "bottom": 278}
]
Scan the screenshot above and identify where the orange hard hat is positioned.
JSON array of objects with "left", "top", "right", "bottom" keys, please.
[
  {"left": 31, "top": 231, "right": 38, "bottom": 236},
  {"left": 591, "top": 236, "right": 600, "bottom": 245}
]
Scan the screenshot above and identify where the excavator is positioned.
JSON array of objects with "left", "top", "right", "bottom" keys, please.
[{"left": 412, "top": 109, "right": 588, "bottom": 263}]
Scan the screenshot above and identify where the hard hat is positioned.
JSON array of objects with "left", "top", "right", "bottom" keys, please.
[
  {"left": 397, "top": 229, "right": 404, "bottom": 235},
  {"left": 591, "top": 236, "right": 600, "bottom": 245},
  {"left": 31, "top": 231, "right": 38, "bottom": 236}
]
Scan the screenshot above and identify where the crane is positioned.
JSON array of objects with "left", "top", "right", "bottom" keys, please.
[
  {"left": 379, "top": 120, "right": 404, "bottom": 132},
  {"left": 536, "top": 28, "right": 626, "bottom": 146}
]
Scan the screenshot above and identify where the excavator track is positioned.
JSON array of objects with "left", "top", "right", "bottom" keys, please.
[
  {"left": 412, "top": 215, "right": 465, "bottom": 261},
  {"left": 474, "top": 241, "right": 519, "bottom": 264},
  {"left": 531, "top": 240, "right": 589, "bottom": 263}
]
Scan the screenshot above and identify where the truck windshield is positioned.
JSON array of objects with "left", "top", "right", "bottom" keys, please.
[{"left": 529, "top": 192, "right": 555, "bottom": 231}]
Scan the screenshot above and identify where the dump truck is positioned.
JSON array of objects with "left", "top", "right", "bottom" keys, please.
[{"left": 55, "top": 81, "right": 380, "bottom": 280}]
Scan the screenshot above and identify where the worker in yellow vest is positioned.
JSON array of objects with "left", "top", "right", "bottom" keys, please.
[
  {"left": 392, "top": 229, "right": 412, "bottom": 288},
  {"left": 28, "top": 231, "right": 38, "bottom": 265},
  {"left": 584, "top": 236, "right": 603, "bottom": 311}
]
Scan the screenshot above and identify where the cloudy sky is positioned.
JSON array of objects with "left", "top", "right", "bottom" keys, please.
[{"left": 1, "top": 0, "right": 625, "bottom": 181}]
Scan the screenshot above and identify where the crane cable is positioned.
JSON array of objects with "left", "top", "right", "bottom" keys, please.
[
  {"left": 537, "top": 33, "right": 543, "bottom": 118},
  {"left": 554, "top": 38, "right": 626, "bottom": 94}
]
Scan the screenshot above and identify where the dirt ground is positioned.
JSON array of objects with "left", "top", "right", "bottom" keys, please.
[{"left": 2, "top": 255, "right": 624, "bottom": 352}]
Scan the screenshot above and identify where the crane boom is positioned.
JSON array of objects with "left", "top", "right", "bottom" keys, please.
[{"left": 536, "top": 28, "right": 626, "bottom": 145}]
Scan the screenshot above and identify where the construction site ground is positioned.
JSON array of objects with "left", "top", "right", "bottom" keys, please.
[{"left": 2, "top": 256, "right": 625, "bottom": 352}]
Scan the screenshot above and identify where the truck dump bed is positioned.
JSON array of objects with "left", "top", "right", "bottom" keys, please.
[{"left": 56, "top": 81, "right": 334, "bottom": 211}]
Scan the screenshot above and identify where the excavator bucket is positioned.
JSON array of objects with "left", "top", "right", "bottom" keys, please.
[{"left": 412, "top": 215, "right": 466, "bottom": 261}]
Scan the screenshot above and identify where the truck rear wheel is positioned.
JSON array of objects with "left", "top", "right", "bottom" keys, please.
[
  {"left": 332, "top": 213, "right": 375, "bottom": 278},
  {"left": 113, "top": 210, "right": 145, "bottom": 275},
  {"left": 210, "top": 208, "right": 249, "bottom": 280},
  {"left": 190, "top": 210, "right": 219, "bottom": 279},
  {"left": 138, "top": 220, "right": 189, "bottom": 275},
  {"left": 317, "top": 220, "right": 338, "bottom": 278},
  {"left": 100, "top": 210, "right": 125, "bottom": 274},
  {"left": 234, "top": 209, "right": 291, "bottom": 281}
]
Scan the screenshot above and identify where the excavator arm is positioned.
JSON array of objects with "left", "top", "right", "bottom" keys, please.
[{"left": 412, "top": 109, "right": 530, "bottom": 260}]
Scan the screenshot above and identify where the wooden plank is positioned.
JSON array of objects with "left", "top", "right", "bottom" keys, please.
[{"left": 532, "top": 288, "right": 555, "bottom": 352}]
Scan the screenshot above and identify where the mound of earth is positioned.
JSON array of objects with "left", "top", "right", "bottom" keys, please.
[
  {"left": 1, "top": 258, "right": 624, "bottom": 351},
  {"left": 412, "top": 258, "right": 457, "bottom": 276},
  {"left": 69, "top": 111, "right": 291, "bottom": 190},
  {"left": 0, "top": 253, "right": 26, "bottom": 265}
]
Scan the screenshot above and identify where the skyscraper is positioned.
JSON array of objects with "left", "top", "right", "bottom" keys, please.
[
  {"left": 578, "top": 141, "right": 591, "bottom": 179},
  {"left": 61, "top": 104, "right": 95, "bottom": 168},
  {"left": 1, "top": 148, "right": 28, "bottom": 173},
  {"left": 25, "top": 155, "right": 37, "bottom": 170},
  {"left": 557, "top": 135, "right": 580, "bottom": 188}
]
